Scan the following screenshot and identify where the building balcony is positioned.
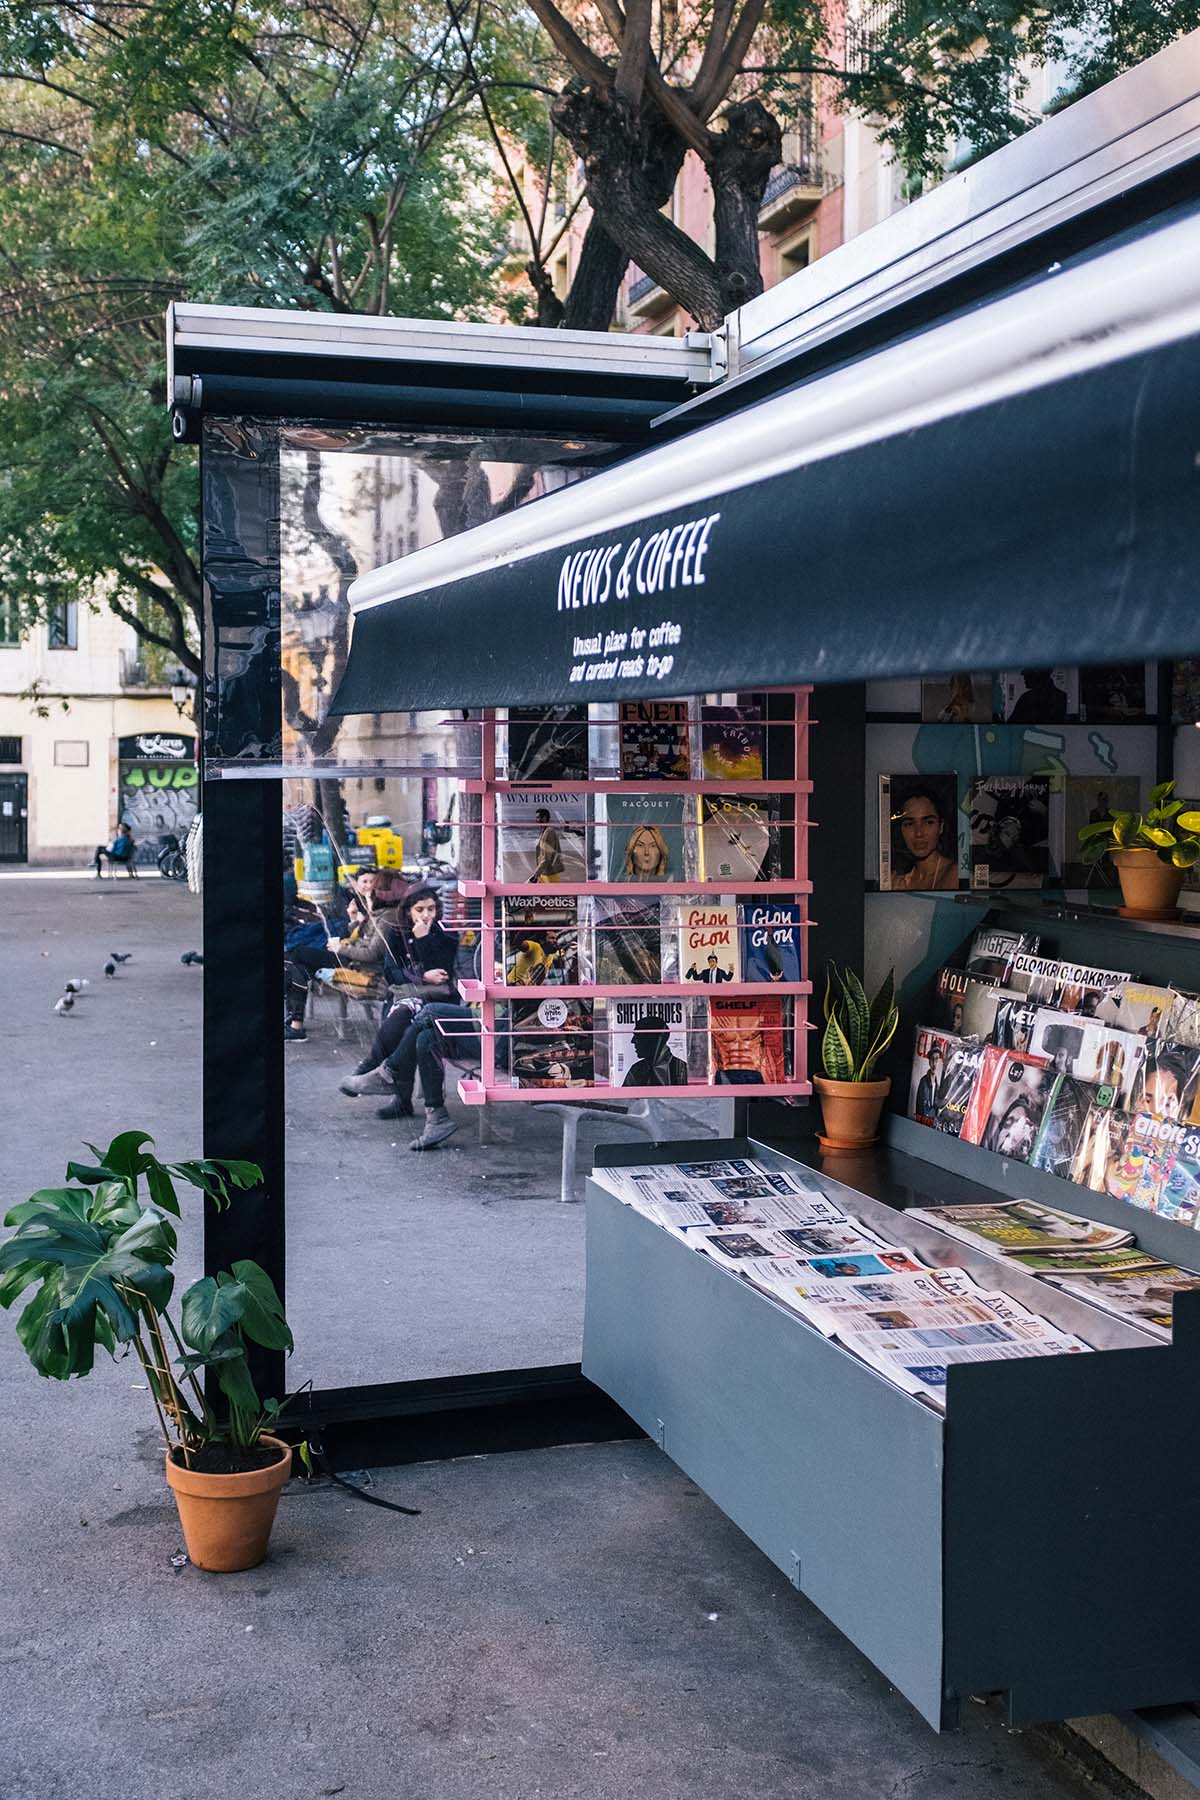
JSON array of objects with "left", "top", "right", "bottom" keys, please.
[
  {"left": 626, "top": 268, "right": 673, "bottom": 319},
  {"left": 119, "top": 652, "right": 169, "bottom": 691},
  {"left": 758, "top": 129, "right": 826, "bottom": 231}
]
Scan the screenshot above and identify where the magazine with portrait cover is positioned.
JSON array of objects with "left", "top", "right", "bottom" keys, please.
[
  {"left": 932, "top": 1038, "right": 986, "bottom": 1136},
  {"left": 989, "top": 993, "right": 1042, "bottom": 1053},
  {"left": 698, "top": 794, "right": 780, "bottom": 883},
  {"left": 909, "top": 1028, "right": 958, "bottom": 1127},
  {"left": 931, "top": 974, "right": 1024, "bottom": 1042},
  {"left": 678, "top": 903, "right": 738, "bottom": 983},
  {"left": 996, "top": 668, "right": 1078, "bottom": 722},
  {"left": 590, "top": 895, "right": 662, "bottom": 985},
  {"left": 964, "top": 926, "right": 1040, "bottom": 982},
  {"left": 960, "top": 1046, "right": 1050, "bottom": 1145},
  {"left": 1097, "top": 981, "right": 1178, "bottom": 1037},
  {"left": 976, "top": 1055, "right": 1059, "bottom": 1161},
  {"left": 1155, "top": 1130, "right": 1200, "bottom": 1224},
  {"left": 505, "top": 706, "right": 589, "bottom": 782},
  {"left": 1007, "top": 950, "right": 1132, "bottom": 1014},
  {"left": 507, "top": 995, "right": 595, "bottom": 1088},
  {"left": 604, "top": 792, "right": 687, "bottom": 882},
  {"left": 1028, "top": 1075, "right": 1100, "bottom": 1181},
  {"left": 1068, "top": 1104, "right": 1169, "bottom": 1210},
  {"left": 501, "top": 896, "right": 583, "bottom": 986},
  {"left": 606, "top": 997, "right": 705, "bottom": 1088},
  {"left": 699, "top": 704, "right": 764, "bottom": 780},
  {"left": 878, "top": 773, "right": 960, "bottom": 892},
  {"left": 1131, "top": 1037, "right": 1200, "bottom": 1124},
  {"left": 618, "top": 700, "right": 692, "bottom": 780},
  {"left": 739, "top": 903, "right": 802, "bottom": 983},
  {"left": 920, "top": 673, "right": 992, "bottom": 723},
  {"left": 1027, "top": 1010, "right": 1146, "bottom": 1111},
  {"left": 1063, "top": 776, "right": 1140, "bottom": 884},
  {"left": 1078, "top": 664, "right": 1147, "bottom": 724},
  {"left": 905, "top": 1198, "right": 1135, "bottom": 1255},
  {"left": 967, "top": 774, "right": 1051, "bottom": 889},
  {"left": 708, "top": 994, "right": 787, "bottom": 1084},
  {"left": 497, "top": 790, "right": 588, "bottom": 884}
]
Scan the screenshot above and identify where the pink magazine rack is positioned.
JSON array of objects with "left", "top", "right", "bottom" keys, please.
[{"left": 452, "top": 691, "right": 814, "bottom": 1104}]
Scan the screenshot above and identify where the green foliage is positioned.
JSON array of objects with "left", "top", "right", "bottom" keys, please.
[
  {"left": 0, "top": 1133, "right": 293, "bottom": 1453},
  {"left": 821, "top": 966, "right": 899, "bottom": 1082},
  {"left": 1077, "top": 779, "right": 1200, "bottom": 869}
]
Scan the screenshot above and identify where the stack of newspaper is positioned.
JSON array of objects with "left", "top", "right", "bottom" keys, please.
[
  {"left": 906, "top": 1198, "right": 1200, "bottom": 1339},
  {"left": 592, "top": 1157, "right": 1092, "bottom": 1407}
]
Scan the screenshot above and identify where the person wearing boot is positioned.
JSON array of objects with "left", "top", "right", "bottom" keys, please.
[
  {"left": 286, "top": 868, "right": 402, "bottom": 1043},
  {"left": 340, "top": 887, "right": 460, "bottom": 1096},
  {"left": 375, "top": 1000, "right": 480, "bottom": 1148}
]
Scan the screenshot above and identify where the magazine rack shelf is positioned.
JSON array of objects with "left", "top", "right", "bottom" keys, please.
[
  {"left": 459, "top": 693, "right": 813, "bottom": 1105},
  {"left": 584, "top": 1135, "right": 1200, "bottom": 1732}
]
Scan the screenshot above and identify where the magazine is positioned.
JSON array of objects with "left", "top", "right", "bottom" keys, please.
[
  {"left": 920, "top": 673, "right": 992, "bottom": 723},
  {"left": 678, "top": 903, "right": 738, "bottom": 983},
  {"left": 700, "top": 705, "right": 764, "bottom": 780},
  {"left": 498, "top": 790, "right": 588, "bottom": 884},
  {"left": 976, "top": 1055, "right": 1058, "bottom": 1161},
  {"left": 960, "top": 1047, "right": 1051, "bottom": 1145},
  {"left": 1028, "top": 1075, "right": 1100, "bottom": 1180},
  {"left": 1131, "top": 1037, "right": 1200, "bottom": 1124},
  {"left": 1156, "top": 1135, "right": 1200, "bottom": 1224},
  {"left": 933, "top": 1038, "right": 986, "bottom": 1136},
  {"left": 508, "top": 995, "right": 595, "bottom": 1088},
  {"left": 1167, "top": 991, "right": 1200, "bottom": 1050},
  {"left": 930, "top": 968, "right": 978, "bottom": 1034},
  {"left": 698, "top": 794, "right": 780, "bottom": 883},
  {"left": 739, "top": 903, "right": 802, "bottom": 983},
  {"left": 1008, "top": 951, "right": 1131, "bottom": 1015},
  {"left": 910, "top": 1028, "right": 957, "bottom": 1127},
  {"left": 1068, "top": 1106, "right": 1167, "bottom": 1212},
  {"left": 1078, "top": 665, "right": 1147, "bottom": 723},
  {"left": 501, "top": 896, "right": 583, "bottom": 986},
  {"left": 604, "top": 792, "right": 686, "bottom": 883},
  {"left": 607, "top": 997, "right": 698, "bottom": 1088},
  {"left": 990, "top": 994, "right": 1041, "bottom": 1053},
  {"left": 997, "top": 668, "right": 1077, "bottom": 722},
  {"left": 878, "top": 773, "right": 959, "bottom": 892},
  {"left": 1040, "top": 1264, "right": 1200, "bottom": 1338},
  {"left": 505, "top": 706, "right": 588, "bottom": 782},
  {"left": 965, "top": 927, "right": 1040, "bottom": 982},
  {"left": 1027, "top": 1010, "right": 1146, "bottom": 1110},
  {"left": 591, "top": 895, "right": 662, "bottom": 985},
  {"left": 709, "top": 994, "right": 787, "bottom": 1084},
  {"left": 618, "top": 701, "right": 691, "bottom": 779},
  {"left": 1063, "top": 776, "right": 1140, "bottom": 883},
  {"left": 906, "top": 1198, "right": 1135, "bottom": 1254},
  {"left": 1096, "top": 981, "right": 1178, "bottom": 1037},
  {"left": 967, "top": 774, "right": 1051, "bottom": 889},
  {"left": 1006, "top": 1244, "right": 1161, "bottom": 1275}
]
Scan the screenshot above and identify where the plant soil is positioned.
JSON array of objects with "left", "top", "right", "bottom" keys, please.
[{"left": 170, "top": 1441, "right": 285, "bottom": 1475}]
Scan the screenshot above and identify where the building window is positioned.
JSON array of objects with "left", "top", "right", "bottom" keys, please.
[
  {"left": 0, "top": 599, "right": 20, "bottom": 648},
  {"left": 0, "top": 736, "right": 20, "bottom": 764},
  {"left": 54, "top": 740, "right": 89, "bottom": 767},
  {"left": 47, "top": 602, "right": 78, "bottom": 650},
  {"left": 776, "top": 229, "right": 813, "bottom": 283}
]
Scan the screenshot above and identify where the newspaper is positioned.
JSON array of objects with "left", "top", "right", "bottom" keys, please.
[
  {"left": 1039, "top": 1263, "right": 1200, "bottom": 1338},
  {"left": 905, "top": 1199, "right": 1134, "bottom": 1255},
  {"left": 698, "top": 1222, "right": 886, "bottom": 1269},
  {"left": 844, "top": 1331, "right": 1091, "bottom": 1406}
]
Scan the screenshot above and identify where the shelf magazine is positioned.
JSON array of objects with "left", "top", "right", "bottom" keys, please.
[
  {"left": 709, "top": 994, "right": 787, "bottom": 1083},
  {"left": 618, "top": 701, "right": 691, "bottom": 779},
  {"left": 605, "top": 792, "right": 686, "bottom": 882},
  {"left": 678, "top": 903, "right": 738, "bottom": 983},
  {"left": 607, "top": 998, "right": 702, "bottom": 1087},
  {"left": 591, "top": 895, "right": 663, "bottom": 985},
  {"left": 699, "top": 704, "right": 764, "bottom": 780},
  {"left": 740, "top": 903, "right": 802, "bottom": 982},
  {"left": 698, "top": 794, "right": 780, "bottom": 883},
  {"left": 498, "top": 790, "right": 588, "bottom": 883},
  {"left": 878, "top": 773, "right": 960, "bottom": 892},
  {"left": 505, "top": 705, "right": 588, "bottom": 782},
  {"left": 508, "top": 995, "right": 595, "bottom": 1088},
  {"left": 501, "top": 896, "right": 583, "bottom": 985},
  {"left": 968, "top": 774, "right": 1051, "bottom": 889}
]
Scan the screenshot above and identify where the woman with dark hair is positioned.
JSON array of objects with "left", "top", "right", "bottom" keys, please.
[
  {"left": 891, "top": 785, "right": 959, "bottom": 892},
  {"left": 339, "top": 886, "right": 460, "bottom": 1092}
]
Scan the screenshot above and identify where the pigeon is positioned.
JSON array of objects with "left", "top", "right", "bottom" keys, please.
[
  {"left": 109, "top": 951, "right": 132, "bottom": 964},
  {"left": 104, "top": 961, "right": 116, "bottom": 979},
  {"left": 64, "top": 978, "right": 90, "bottom": 994},
  {"left": 54, "top": 992, "right": 74, "bottom": 1016},
  {"left": 180, "top": 950, "right": 204, "bottom": 967}
]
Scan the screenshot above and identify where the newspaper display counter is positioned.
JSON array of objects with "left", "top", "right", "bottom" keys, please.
[{"left": 584, "top": 1135, "right": 1200, "bottom": 1731}]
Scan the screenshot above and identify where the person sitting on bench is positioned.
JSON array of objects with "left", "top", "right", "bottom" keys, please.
[{"left": 93, "top": 821, "right": 135, "bottom": 877}]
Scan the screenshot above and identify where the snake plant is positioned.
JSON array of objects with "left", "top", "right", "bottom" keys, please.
[{"left": 821, "top": 965, "right": 899, "bottom": 1082}]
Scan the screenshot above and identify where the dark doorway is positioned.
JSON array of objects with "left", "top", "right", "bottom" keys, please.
[{"left": 0, "top": 773, "right": 28, "bottom": 861}]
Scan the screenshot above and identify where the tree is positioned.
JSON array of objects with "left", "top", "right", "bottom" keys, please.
[
  {"left": 489, "top": 0, "right": 1200, "bottom": 333},
  {"left": 0, "top": 1, "right": 509, "bottom": 675}
]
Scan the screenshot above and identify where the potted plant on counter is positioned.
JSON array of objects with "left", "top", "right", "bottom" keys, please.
[
  {"left": 1076, "top": 780, "right": 1200, "bottom": 920},
  {"left": 0, "top": 1132, "right": 297, "bottom": 1572},
  {"left": 813, "top": 966, "right": 899, "bottom": 1150}
]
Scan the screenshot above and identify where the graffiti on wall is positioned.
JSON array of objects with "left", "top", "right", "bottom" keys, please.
[{"left": 118, "top": 763, "right": 198, "bottom": 862}]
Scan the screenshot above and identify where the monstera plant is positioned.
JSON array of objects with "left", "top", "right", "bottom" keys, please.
[
  {"left": 814, "top": 967, "right": 900, "bottom": 1150},
  {"left": 0, "top": 1132, "right": 298, "bottom": 1571}
]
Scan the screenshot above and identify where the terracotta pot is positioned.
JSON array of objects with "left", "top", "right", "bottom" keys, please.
[
  {"left": 813, "top": 1075, "right": 892, "bottom": 1150},
  {"left": 1112, "top": 849, "right": 1184, "bottom": 920},
  {"left": 164, "top": 1435, "right": 292, "bottom": 1572}
]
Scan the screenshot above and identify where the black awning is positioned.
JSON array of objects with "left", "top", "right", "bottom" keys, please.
[{"left": 332, "top": 220, "right": 1200, "bottom": 715}]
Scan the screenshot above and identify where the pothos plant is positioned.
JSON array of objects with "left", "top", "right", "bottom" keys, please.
[
  {"left": 821, "top": 966, "right": 900, "bottom": 1083},
  {"left": 1076, "top": 779, "right": 1200, "bottom": 869},
  {"left": 0, "top": 1132, "right": 297, "bottom": 1468}
]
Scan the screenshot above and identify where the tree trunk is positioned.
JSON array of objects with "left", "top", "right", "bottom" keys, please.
[
  {"left": 560, "top": 215, "right": 629, "bottom": 332},
  {"left": 553, "top": 85, "right": 724, "bottom": 328},
  {"left": 710, "top": 99, "right": 782, "bottom": 315}
]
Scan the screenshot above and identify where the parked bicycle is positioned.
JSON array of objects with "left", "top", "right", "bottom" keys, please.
[{"left": 157, "top": 833, "right": 188, "bottom": 881}]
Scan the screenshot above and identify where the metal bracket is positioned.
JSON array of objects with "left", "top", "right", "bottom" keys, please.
[
  {"left": 654, "top": 1416, "right": 666, "bottom": 1451},
  {"left": 789, "top": 1550, "right": 802, "bottom": 1590}
]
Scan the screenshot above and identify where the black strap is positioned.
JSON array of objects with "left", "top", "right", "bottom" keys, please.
[{"left": 310, "top": 1442, "right": 421, "bottom": 1516}]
